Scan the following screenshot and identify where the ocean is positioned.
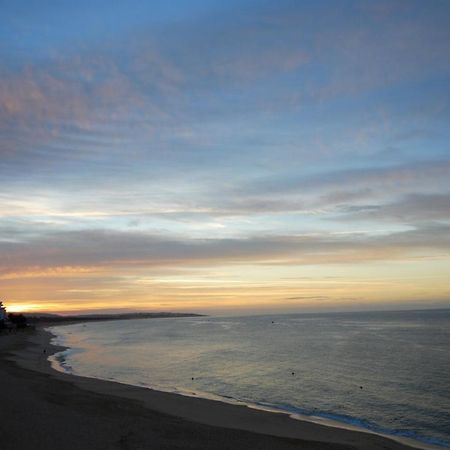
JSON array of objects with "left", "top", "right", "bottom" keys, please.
[{"left": 48, "top": 309, "right": 450, "bottom": 448}]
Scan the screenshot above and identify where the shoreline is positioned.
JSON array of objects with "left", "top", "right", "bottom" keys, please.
[
  {"left": 46, "top": 324, "right": 445, "bottom": 450},
  {"left": 0, "top": 326, "right": 443, "bottom": 450}
]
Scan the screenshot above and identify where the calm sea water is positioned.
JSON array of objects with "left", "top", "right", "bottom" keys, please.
[{"left": 49, "top": 309, "right": 450, "bottom": 448}]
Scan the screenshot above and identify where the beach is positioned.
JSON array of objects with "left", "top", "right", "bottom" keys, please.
[
  {"left": 0, "top": 326, "right": 434, "bottom": 450},
  {"left": 2, "top": 0, "right": 450, "bottom": 447}
]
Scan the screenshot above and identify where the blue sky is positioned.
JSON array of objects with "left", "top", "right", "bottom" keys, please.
[{"left": 1, "top": 0, "right": 450, "bottom": 314}]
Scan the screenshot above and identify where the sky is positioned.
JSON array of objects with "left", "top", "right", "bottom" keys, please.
[{"left": 1, "top": 0, "right": 450, "bottom": 315}]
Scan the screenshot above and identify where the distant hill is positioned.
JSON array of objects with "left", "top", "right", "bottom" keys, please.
[
  {"left": 25, "top": 312, "right": 205, "bottom": 324},
  {"left": 22, "top": 313, "right": 61, "bottom": 318}
]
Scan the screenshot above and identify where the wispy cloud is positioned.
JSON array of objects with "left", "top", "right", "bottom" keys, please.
[
  {"left": 338, "top": 194, "right": 450, "bottom": 222},
  {"left": 1, "top": 224, "right": 449, "bottom": 278}
]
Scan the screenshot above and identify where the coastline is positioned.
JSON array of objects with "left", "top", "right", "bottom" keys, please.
[
  {"left": 45, "top": 323, "right": 447, "bottom": 450},
  {"left": 0, "top": 326, "right": 441, "bottom": 450}
]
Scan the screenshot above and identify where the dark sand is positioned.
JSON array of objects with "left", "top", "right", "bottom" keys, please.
[{"left": 0, "top": 327, "right": 434, "bottom": 450}]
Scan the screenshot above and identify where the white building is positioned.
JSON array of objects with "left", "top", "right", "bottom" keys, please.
[{"left": 0, "top": 301, "right": 7, "bottom": 321}]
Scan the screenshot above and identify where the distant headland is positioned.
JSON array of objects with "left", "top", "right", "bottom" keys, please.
[{"left": 23, "top": 312, "right": 205, "bottom": 325}]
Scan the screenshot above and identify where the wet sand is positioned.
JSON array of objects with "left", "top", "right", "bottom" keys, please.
[{"left": 0, "top": 327, "right": 431, "bottom": 450}]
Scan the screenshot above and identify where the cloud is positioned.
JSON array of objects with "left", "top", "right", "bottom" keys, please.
[
  {"left": 243, "top": 159, "right": 450, "bottom": 196},
  {"left": 1, "top": 224, "right": 449, "bottom": 278},
  {"left": 312, "top": 1, "right": 450, "bottom": 99},
  {"left": 0, "top": 49, "right": 182, "bottom": 166},
  {"left": 0, "top": 3, "right": 312, "bottom": 169},
  {"left": 188, "top": 159, "right": 450, "bottom": 221},
  {"left": 2, "top": 0, "right": 449, "bottom": 192},
  {"left": 339, "top": 194, "right": 450, "bottom": 222},
  {"left": 1, "top": 157, "right": 448, "bottom": 233}
]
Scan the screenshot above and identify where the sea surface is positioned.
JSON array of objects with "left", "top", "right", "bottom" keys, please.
[{"left": 48, "top": 309, "right": 450, "bottom": 448}]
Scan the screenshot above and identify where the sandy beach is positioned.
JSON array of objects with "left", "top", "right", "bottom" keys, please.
[{"left": 0, "top": 327, "right": 433, "bottom": 450}]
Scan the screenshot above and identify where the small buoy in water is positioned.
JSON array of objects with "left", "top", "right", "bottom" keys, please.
[
  {"left": 360, "top": 386, "right": 363, "bottom": 389},
  {"left": 272, "top": 321, "right": 274, "bottom": 324},
  {"left": 192, "top": 377, "right": 194, "bottom": 380},
  {"left": 292, "top": 372, "right": 295, "bottom": 375}
]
